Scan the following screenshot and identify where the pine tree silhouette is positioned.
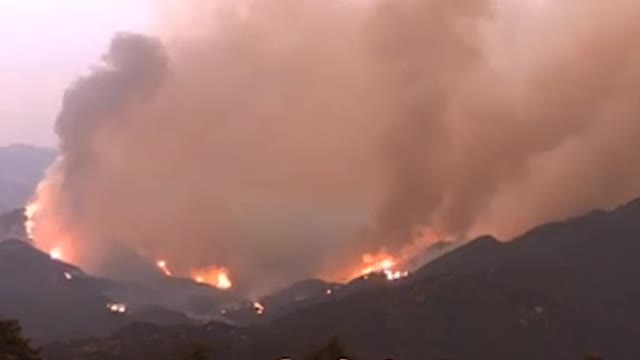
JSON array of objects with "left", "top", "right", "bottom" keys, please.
[
  {"left": 178, "top": 343, "right": 211, "bottom": 360},
  {"left": 303, "top": 336, "right": 356, "bottom": 360},
  {"left": 585, "top": 353, "right": 604, "bottom": 360},
  {"left": 0, "top": 320, "right": 41, "bottom": 360}
]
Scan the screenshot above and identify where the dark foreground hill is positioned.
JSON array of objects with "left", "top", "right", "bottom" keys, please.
[
  {"left": 41, "top": 198, "right": 640, "bottom": 360},
  {"left": 0, "top": 239, "right": 196, "bottom": 343},
  {"left": 0, "top": 238, "right": 254, "bottom": 344}
]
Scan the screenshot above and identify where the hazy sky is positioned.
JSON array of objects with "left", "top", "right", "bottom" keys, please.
[
  {"left": 0, "top": 1, "right": 155, "bottom": 147},
  {"left": 0, "top": 0, "right": 546, "bottom": 148}
]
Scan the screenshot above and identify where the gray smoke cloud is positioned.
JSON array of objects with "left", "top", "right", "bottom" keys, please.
[{"left": 29, "top": 0, "right": 640, "bottom": 294}]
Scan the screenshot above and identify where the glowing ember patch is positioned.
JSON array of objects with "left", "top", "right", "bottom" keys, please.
[
  {"left": 383, "top": 269, "right": 409, "bottom": 281},
  {"left": 190, "top": 266, "right": 233, "bottom": 290},
  {"left": 253, "top": 301, "right": 265, "bottom": 315},
  {"left": 107, "top": 303, "right": 127, "bottom": 313},
  {"left": 156, "top": 260, "right": 172, "bottom": 276},
  {"left": 50, "top": 248, "right": 62, "bottom": 260}
]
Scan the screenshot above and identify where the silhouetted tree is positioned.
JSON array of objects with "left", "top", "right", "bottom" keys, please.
[
  {"left": 176, "top": 343, "right": 211, "bottom": 360},
  {"left": 585, "top": 353, "right": 604, "bottom": 360},
  {"left": 0, "top": 320, "right": 41, "bottom": 360},
  {"left": 303, "top": 336, "right": 356, "bottom": 360}
]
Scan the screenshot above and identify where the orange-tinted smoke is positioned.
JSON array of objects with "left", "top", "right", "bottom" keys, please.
[{"left": 27, "top": 0, "right": 640, "bottom": 294}]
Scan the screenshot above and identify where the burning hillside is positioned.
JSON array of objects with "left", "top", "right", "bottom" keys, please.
[
  {"left": 191, "top": 266, "right": 233, "bottom": 290},
  {"left": 357, "top": 254, "right": 409, "bottom": 281},
  {"left": 156, "top": 259, "right": 234, "bottom": 290}
]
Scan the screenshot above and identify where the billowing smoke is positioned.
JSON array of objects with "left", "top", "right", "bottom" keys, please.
[{"left": 28, "top": 0, "right": 640, "bottom": 293}]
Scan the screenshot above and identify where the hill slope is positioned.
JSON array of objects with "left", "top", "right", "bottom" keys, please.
[{"left": 0, "top": 239, "right": 193, "bottom": 343}]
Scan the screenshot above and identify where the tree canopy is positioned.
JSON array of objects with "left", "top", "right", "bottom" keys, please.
[
  {"left": 0, "top": 320, "right": 41, "bottom": 360},
  {"left": 303, "top": 336, "right": 356, "bottom": 360}
]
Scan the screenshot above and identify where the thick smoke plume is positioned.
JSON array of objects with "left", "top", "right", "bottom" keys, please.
[{"left": 29, "top": 0, "right": 640, "bottom": 293}]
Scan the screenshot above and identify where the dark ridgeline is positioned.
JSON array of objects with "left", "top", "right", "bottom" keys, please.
[{"left": 0, "top": 237, "right": 201, "bottom": 344}]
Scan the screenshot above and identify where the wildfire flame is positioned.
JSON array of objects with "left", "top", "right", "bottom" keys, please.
[
  {"left": 24, "top": 202, "right": 39, "bottom": 240},
  {"left": 325, "top": 227, "right": 446, "bottom": 283},
  {"left": 49, "top": 247, "right": 63, "bottom": 261},
  {"left": 25, "top": 177, "right": 433, "bottom": 290},
  {"left": 253, "top": 301, "right": 265, "bottom": 315},
  {"left": 156, "top": 260, "right": 173, "bottom": 276},
  {"left": 191, "top": 266, "right": 233, "bottom": 290},
  {"left": 155, "top": 261, "right": 233, "bottom": 290},
  {"left": 24, "top": 185, "right": 78, "bottom": 266},
  {"left": 356, "top": 252, "right": 409, "bottom": 281}
]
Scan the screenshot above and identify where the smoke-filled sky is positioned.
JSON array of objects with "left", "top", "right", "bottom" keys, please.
[
  {"left": 0, "top": 0, "right": 155, "bottom": 146},
  {"left": 24, "top": 0, "right": 640, "bottom": 295}
]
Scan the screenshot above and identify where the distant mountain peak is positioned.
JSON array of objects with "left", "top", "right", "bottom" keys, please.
[
  {"left": 470, "top": 234, "right": 501, "bottom": 245},
  {"left": 617, "top": 196, "right": 640, "bottom": 215}
]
